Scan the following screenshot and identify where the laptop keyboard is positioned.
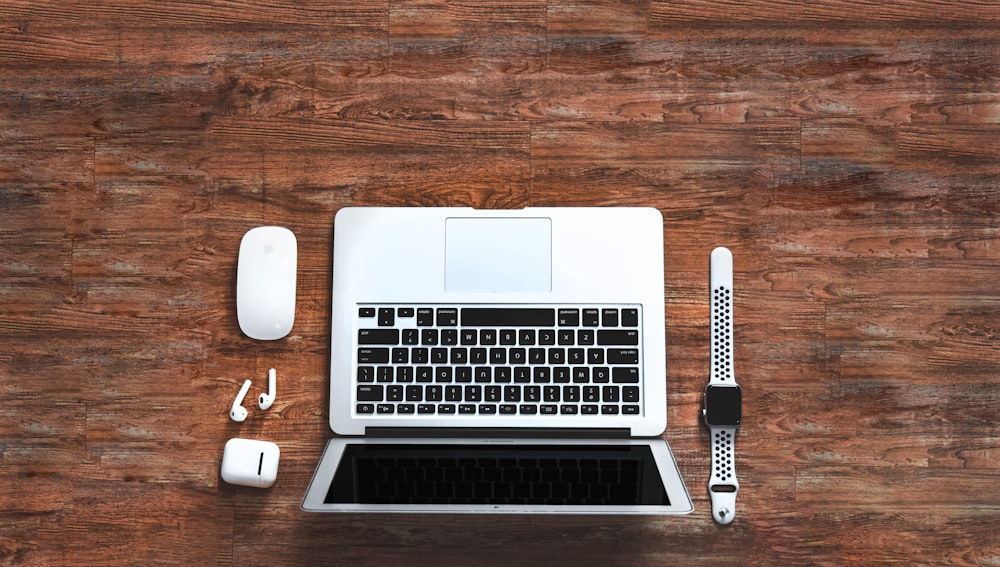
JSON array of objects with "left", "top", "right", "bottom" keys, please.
[{"left": 353, "top": 305, "right": 642, "bottom": 417}]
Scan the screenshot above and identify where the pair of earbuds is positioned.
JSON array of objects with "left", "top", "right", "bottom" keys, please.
[{"left": 230, "top": 368, "right": 277, "bottom": 422}]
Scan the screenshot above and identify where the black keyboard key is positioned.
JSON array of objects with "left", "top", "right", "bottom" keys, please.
[
  {"left": 432, "top": 348, "right": 449, "bottom": 365},
  {"left": 377, "top": 367, "right": 393, "bottom": 382},
  {"left": 598, "top": 330, "right": 639, "bottom": 346},
  {"left": 377, "top": 403, "right": 394, "bottom": 414},
  {"left": 509, "top": 348, "right": 526, "bottom": 365},
  {"left": 391, "top": 348, "right": 409, "bottom": 364},
  {"left": 558, "top": 308, "right": 579, "bottom": 326},
  {"left": 558, "top": 330, "right": 575, "bottom": 345},
  {"left": 519, "top": 329, "right": 536, "bottom": 345},
  {"left": 386, "top": 385, "right": 403, "bottom": 401},
  {"left": 548, "top": 348, "right": 565, "bottom": 364},
  {"left": 418, "top": 404, "right": 436, "bottom": 414},
  {"left": 602, "top": 386, "right": 620, "bottom": 402},
  {"left": 402, "top": 328, "right": 420, "bottom": 345},
  {"left": 525, "top": 386, "right": 541, "bottom": 402},
  {"left": 601, "top": 405, "right": 619, "bottom": 415},
  {"left": 378, "top": 308, "right": 395, "bottom": 326},
  {"left": 358, "top": 348, "right": 390, "bottom": 364},
  {"left": 519, "top": 405, "right": 538, "bottom": 415},
  {"left": 602, "top": 308, "right": 619, "bottom": 327},
  {"left": 416, "top": 308, "right": 434, "bottom": 326},
  {"left": 541, "top": 404, "right": 558, "bottom": 414},
  {"left": 485, "top": 386, "right": 502, "bottom": 402},
  {"left": 426, "top": 385, "right": 443, "bottom": 401},
  {"left": 581, "top": 404, "right": 599, "bottom": 414},
  {"left": 480, "top": 330, "right": 497, "bottom": 345},
  {"left": 623, "top": 386, "right": 640, "bottom": 402},
  {"left": 357, "top": 403, "right": 375, "bottom": 414},
  {"left": 544, "top": 386, "right": 560, "bottom": 402},
  {"left": 500, "top": 404, "right": 517, "bottom": 415},
  {"left": 538, "top": 329, "right": 556, "bottom": 345},
  {"left": 398, "top": 404, "right": 415, "bottom": 414},
  {"left": 462, "top": 308, "right": 555, "bottom": 327},
  {"left": 583, "top": 386, "right": 600, "bottom": 402},
  {"left": 461, "top": 329, "right": 478, "bottom": 345},
  {"left": 583, "top": 309, "right": 600, "bottom": 326},
  {"left": 490, "top": 348, "right": 507, "bottom": 364},
  {"left": 560, "top": 405, "right": 578, "bottom": 414},
  {"left": 359, "top": 328, "right": 400, "bottom": 344},
  {"left": 533, "top": 367, "right": 551, "bottom": 383},
  {"left": 500, "top": 330, "right": 517, "bottom": 345},
  {"left": 563, "top": 386, "right": 581, "bottom": 402},
  {"left": 359, "top": 307, "right": 376, "bottom": 318},
  {"left": 441, "top": 329, "right": 458, "bottom": 346},
  {"left": 612, "top": 368, "right": 639, "bottom": 383},
  {"left": 421, "top": 329, "right": 439, "bottom": 345},
  {"left": 437, "top": 308, "right": 458, "bottom": 326},
  {"left": 465, "top": 385, "right": 482, "bottom": 402},
  {"left": 623, "top": 405, "right": 640, "bottom": 414},
  {"left": 622, "top": 308, "right": 639, "bottom": 327},
  {"left": 398, "top": 307, "right": 415, "bottom": 318},
  {"left": 510, "top": 367, "right": 529, "bottom": 383},
  {"left": 479, "top": 404, "right": 497, "bottom": 415},
  {"left": 592, "top": 367, "right": 610, "bottom": 383},
  {"left": 445, "top": 386, "right": 462, "bottom": 401},
  {"left": 396, "top": 367, "right": 413, "bottom": 382},
  {"left": 493, "top": 366, "right": 511, "bottom": 384},
  {"left": 406, "top": 386, "right": 423, "bottom": 401},
  {"left": 438, "top": 404, "right": 456, "bottom": 414},
  {"left": 459, "top": 404, "right": 476, "bottom": 414},
  {"left": 608, "top": 349, "right": 639, "bottom": 364},
  {"left": 357, "top": 366, "right": 375, "bottom": 382},
  {"left": 504, "top": 386, "right": 521, "bottom": 402}
]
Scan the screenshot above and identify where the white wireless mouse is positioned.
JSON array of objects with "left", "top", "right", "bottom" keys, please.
[{"left": 237, "top": 226, "right": 297, "bottom": 340}]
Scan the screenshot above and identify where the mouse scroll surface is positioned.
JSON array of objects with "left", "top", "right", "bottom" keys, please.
[{"left": 237, "top": 226, "right": 297, "bottom": 340}]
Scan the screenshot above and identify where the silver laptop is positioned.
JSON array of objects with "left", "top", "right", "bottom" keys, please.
[{"left": 302, "top": 207, "right": 692, "bottom": 514}]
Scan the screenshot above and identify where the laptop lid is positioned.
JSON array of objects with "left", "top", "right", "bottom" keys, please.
[
  {"left": 329, "top": 207, "right": 667, "bottom": 437},
  {"left": 302, "top": 437, "right": 693, "bottom": 514}
]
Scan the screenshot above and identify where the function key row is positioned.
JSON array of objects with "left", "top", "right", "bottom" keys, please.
[{"left": 359, "top": 307, "right": 640, "bottom": 328}]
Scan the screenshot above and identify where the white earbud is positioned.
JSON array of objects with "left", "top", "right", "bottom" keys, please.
[
  {"left": 229, "top": 379, "right": 252, "bottom": 422},
  {"left": 258, "top": 368, "right": 276, "bottom": 410}
]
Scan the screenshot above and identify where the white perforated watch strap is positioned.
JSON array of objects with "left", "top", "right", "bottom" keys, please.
[
  {"left": 710, "top": 247, "right": 735, "bottom": 387},
  {"left": 708, "top": 426, "right": 739, "bottom": 524},
  {"left": 709, "top": 247, "right": 739, "bottom": 525}
]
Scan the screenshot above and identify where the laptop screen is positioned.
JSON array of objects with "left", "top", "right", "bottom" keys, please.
[{"left": 323, "top": 443, "right": 670, "bottom": 506}]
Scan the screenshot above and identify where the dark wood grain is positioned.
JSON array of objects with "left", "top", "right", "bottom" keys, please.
[{"left": 2, "top": 0, "right": 999, "bottom": 565}]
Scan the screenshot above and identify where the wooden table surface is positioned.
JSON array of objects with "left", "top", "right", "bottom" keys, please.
[{"left": 2, "top": 1, "right": 998, "bottom": 565}]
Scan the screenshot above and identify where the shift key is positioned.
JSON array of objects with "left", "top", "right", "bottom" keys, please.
[
  {"left": 358, "top": 329, "right": 400, "bottom": 344},
  {"left": 597, "top": 330, "right": 639, "bottom": 345}
]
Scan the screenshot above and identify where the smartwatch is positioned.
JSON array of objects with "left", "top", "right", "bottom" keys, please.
[{"left": 703, "top": 247, "right": 742, "bottom": 525}]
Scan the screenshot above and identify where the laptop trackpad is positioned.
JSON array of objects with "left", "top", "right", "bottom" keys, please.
[{"left": 445, "top": 217, "right": 552, "bottom": 293}]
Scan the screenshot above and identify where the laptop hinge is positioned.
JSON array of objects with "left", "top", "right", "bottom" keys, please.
[{"left": 366, "top": 427, "right": 632, "bottom": 439}]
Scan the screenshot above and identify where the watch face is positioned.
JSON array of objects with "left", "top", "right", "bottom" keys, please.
[{"left": 705, "top": 385, "right": 742, "bottom": 426}]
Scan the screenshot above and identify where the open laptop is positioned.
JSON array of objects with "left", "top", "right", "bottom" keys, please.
[{"left": 302, "top": 207, "right": 693, "bottom": 514}]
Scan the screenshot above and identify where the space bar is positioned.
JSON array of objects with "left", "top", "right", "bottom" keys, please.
[{"left": 461, "top": 308, "right": 555, "bottom": 326}]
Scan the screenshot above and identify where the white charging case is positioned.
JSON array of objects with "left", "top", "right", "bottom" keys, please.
[{"left": 221, "top": 438, "right": 280, "bottom": 488}]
